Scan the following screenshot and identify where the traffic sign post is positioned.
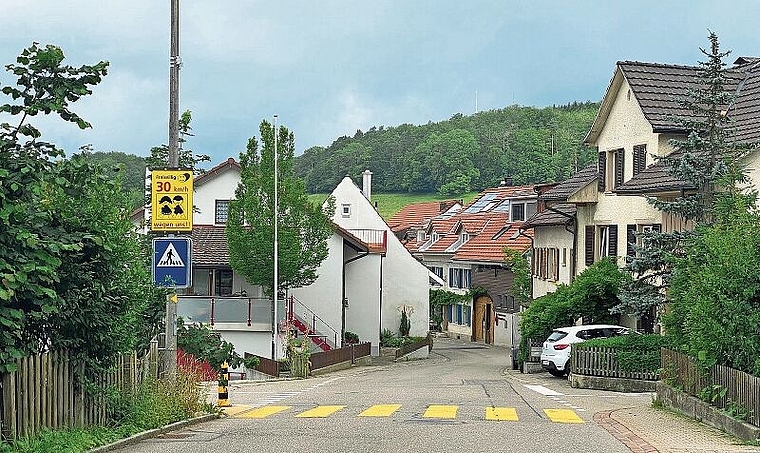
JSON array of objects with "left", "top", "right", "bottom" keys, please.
[
  {"left": 151, "top": 169, "right": 194, "bottom": 232},
  {"left": 153, "top": 237, "right": 192, "bottom": 288}
]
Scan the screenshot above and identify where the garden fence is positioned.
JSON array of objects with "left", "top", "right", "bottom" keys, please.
[{"left": 571, "top": 346, "right": 660, "bottom": 381}]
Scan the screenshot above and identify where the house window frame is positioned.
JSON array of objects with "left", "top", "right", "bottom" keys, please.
[
  {"left": 214, "top": 269, "right": 233, "bottom": 296},
  {"left": 215, "top": 200, "right": 230, "bottom": 224},
  {"left": 341, "top": 203, "right": 351, "bottom": 218}
]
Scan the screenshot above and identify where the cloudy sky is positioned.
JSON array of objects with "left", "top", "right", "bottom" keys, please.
[{"left": 2, "top": 1, "right": 760, "bottom": 167}]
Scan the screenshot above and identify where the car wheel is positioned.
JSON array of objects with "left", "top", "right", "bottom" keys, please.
[
  {"left": 548, "top": 369, "right": 565, "bottom": 378},
  {"left": 563, "top": 360, "right": 571, "bottom": 376}
]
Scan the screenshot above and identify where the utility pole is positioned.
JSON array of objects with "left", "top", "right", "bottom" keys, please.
[
  {"left": 272, "top": 114, "right": 279, "bottom": 360},
  {"left": 164, "top": 0, "right": 180, "bottom": 377}
]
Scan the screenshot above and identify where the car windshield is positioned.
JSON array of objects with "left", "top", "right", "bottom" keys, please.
[{"left": 546, "top": 331, "right": 568, "bottom": 342}]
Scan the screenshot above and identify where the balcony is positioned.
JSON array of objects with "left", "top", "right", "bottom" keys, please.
[{"left": 347, "top": 228, "right": 387, "bottom": 253}]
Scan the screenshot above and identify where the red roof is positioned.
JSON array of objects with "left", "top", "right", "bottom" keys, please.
[{"left": 387, "top": 200, "right": 460, "bottom": 232}]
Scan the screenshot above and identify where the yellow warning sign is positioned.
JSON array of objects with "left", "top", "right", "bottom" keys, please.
[{"left": 151, "top": 170, "right": 193, "bottom": 231}]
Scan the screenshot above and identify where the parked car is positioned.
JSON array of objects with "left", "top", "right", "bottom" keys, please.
[{"left": 540, "top": 324, "right": 631, "bottom": 377}]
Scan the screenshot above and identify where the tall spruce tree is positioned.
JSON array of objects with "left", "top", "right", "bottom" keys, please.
[
  {"left": 226, "top": 120, "right": 335, "bottom": 297},
  {"left": 615, "top": 32, "right": 748, "bottom": 329}
]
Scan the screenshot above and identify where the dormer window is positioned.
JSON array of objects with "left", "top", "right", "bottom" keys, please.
[
  {"left": 417, "top": 230, "right": 426, "bottom": 242},
  {"left": 431, "top": 232, "right": 439, "bottom": 242},
  {"left": 460, "top": 232, "right": 469, "bottom": 242}
]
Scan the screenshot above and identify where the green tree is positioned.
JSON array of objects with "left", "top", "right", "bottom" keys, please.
[
  {"left": 423, "top": 129, "right": 480, "bottom": 196},
  {"left": 617, "top": 32, "right": 747, "bottom": 327},
  {"left": 0, "top": 43, "right": 163, "bottom": 373},
  {"left": 145, "top": 110, "right": 210, "bottom": 172},
  {"left": 504, "top": 248, "right": 531, "bottom": 307},
  {"left": 226, "top": 120, "right": 335, "bottom": 297}
]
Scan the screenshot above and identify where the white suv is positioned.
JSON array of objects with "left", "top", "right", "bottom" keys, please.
[{"left": 540, "top": 324, "right": 630, "bottom": 377}]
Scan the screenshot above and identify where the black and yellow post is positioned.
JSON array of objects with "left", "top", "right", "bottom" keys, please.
[{"left": 218, "top": 361, "right": 230, "bottom": 407}]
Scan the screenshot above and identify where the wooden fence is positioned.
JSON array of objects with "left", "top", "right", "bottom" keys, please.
[
  {"left": 571, "top": 346, "right": 660, "bottom": 381},
  {"left": 394, "top": 333, "right": 433, "bottom": 360},
  {"left": 661, "top": 348, "right": 760, "bottom": 427},
  {"left": 245, "top": 353, "right": 280, "bottom": 378},
  {"left": 1, "top": 346, "right": 159, "bottom": 441},
  {"left": 310, "top": 342, "right": 371, "bottom": 371}
]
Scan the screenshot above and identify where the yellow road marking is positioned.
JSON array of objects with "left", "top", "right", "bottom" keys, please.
[
  {"left": 423, "top": 405, "right": 458, "bottom": 419},
  {"left": 486, "top": 407, "right": 518, "bottom": 421},
  {"left": 220, "top": 405, "right": 252, "bottom": 416},
  {"left": 359, "top": 404, "right": 402, "bottom": 417},
  {"left": 544, "top": 408, "right": 584, "bottom": 424},
  {"left": 295, "top": 405, "right": 345, "bottom": 418},
  {"left": 236, "top": 406, "right": 291, "bottom": 419}
]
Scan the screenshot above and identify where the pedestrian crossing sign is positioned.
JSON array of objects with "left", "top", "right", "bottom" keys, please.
[{"left": 152, "top": 237, "right": 192, "bottom": 288}]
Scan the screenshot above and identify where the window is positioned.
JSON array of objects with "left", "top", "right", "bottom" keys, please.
[
  {"left": 417, "top": 230, "right": 426, "bottom": 242},
  {"left": 511, "top": 203, "right": 525, "bottom": 222},
  {"left": 532, "top": 247, "right": 560, "bottom": 280},
  {"left": 600, "top": 148, "right": 624, "bottom": 191},
  {"left": 431, "top": 232, "right": 440, "bottom": 242},
  {"left": 463, "top": 305, "right": 471, "bottom": 327},
  {"left": 626, "top": 223, "right": 662, "bottom": 257},
  {"left": 214, "top": 269, "right": 233, "bottom": 296},
  {"left": 633, "top": 144, "right": 647, "bottom": 176},
  {"left": 215, "top": 200, "right": 229, "bottom": 224},
  {"left": 456, "top": 305, "right": 463, "bottom": 324},
  {"left": 341, "top": 203, "right": 351, "bottom": 217},
  {"left": 430, "top": 266, "right": 444, "bottom": 280},
  {"left": 448, "top": 268, "right": 471, "bottom": 289},
  {"left": 599, "top": 225, "right": 618, "bottom": 258}
]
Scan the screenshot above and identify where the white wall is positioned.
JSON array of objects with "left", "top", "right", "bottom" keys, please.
[
  {"left": 194, "top": 169, "right": 240, "bottom": 225},
  {"left": 345, "top": 253, "right": 382, "bottom": 355},
  {"left": 532, "top": 224, "right": 574, "bottom": 299},
  {"left": 289, "top": 234, "right": 345, "bottom": 345},
  {"left": 330, "top": 177, "right": 430, "bottom": 338}
]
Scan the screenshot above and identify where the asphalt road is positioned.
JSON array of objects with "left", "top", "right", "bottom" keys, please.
[{"left": 116, "top": 337, "right": 652, "bottom": 453}]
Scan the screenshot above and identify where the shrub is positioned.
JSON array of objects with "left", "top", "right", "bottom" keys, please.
[
  {"left": 380, "top": 328, "right": 395, "bottom": 347},
  {"left": 344, "top": 331, "right": 359, "bottom": 344},
  {"left": 577, "top": 334, "right": 672, "bottom": 373},
  {"left": 399, "top": 308, "right": 411, "bottom": 337}
]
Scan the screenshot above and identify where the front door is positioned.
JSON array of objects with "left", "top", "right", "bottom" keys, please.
[{"left": 472, "top": 295, "right": 493, "bottom": 343}]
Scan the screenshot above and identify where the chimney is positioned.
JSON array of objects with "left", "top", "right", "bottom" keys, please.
[
  {"left": 362, "top": 169, "right": 373, "bottom": 201},
  {"left": 500, "top": 177, "right": 514, "bottom": 187}
]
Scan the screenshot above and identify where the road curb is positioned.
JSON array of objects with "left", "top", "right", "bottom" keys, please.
[
  {"left": 88, "top": 413, "right": 219, "bottom": 452},
  {"left": 594, "top": 409, "right": 658, "bottom": 453}
]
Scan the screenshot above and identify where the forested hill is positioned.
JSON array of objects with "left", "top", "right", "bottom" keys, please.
[{"left": 294, "top": 102, "right": 600, "bottom": 195}]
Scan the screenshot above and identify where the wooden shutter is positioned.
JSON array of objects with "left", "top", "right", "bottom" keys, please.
[
  {"left": 614, "top": 148, "right": 625, "bottom": 189},
  {"left": 633, "top": 145, "right": 646, "bottom": 176},
  {"left": 608, "top": 224, "right": 618, "bottom": 258},
  {"left": 585, "top": 225, "right": 595, "bottom": 266},
  {"left": 597, "top": 149, "right": 606, "bottom": 192},
  {"left": 626, "top": 224, "right": 637, "bottom": 257}
]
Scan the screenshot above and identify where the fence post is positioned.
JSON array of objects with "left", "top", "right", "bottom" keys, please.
[{"left": 1, "top": 364, "right": 17, "bottom": 441}]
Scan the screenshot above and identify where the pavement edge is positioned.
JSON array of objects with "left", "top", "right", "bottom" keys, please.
[
  {"left": 88, "top": 413, "right": 219, "bottom": 453},
  {"left": 594, "top": 409, "right": 659, "bottom": 453}
]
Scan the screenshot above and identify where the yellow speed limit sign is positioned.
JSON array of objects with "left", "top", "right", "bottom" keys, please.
[{"left": 151, "top": 170, "right": 193, "bottom": 231}]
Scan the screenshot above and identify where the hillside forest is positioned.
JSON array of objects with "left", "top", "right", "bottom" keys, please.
[{"left": 86, "top": 102, "right": 599, "bottom": 203}]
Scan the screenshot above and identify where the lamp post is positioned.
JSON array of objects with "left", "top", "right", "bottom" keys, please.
[{"left": 272, "top": 114, "right": 279, "bottom": 360}]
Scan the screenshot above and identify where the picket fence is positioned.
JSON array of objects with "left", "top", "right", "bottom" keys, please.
[{"left": 0, "top": 344, "right": 159, "bottom": 441}]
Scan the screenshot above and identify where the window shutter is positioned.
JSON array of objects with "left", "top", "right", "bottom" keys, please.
[
  {"left": 553, "top": 248, "right": 560, "bottom": 280},
  {"left": 626, "top": 224, "right": 637, "bottom": 257},
  {"left": 608, "top": 224, "right": 618, "bottom": 257},
  {"left": 597, "top": 149, "right": 606, "bottom": 192},
  {"left": 633, "top": 145, "right": 646, "bottom": 175},
  {"left": 585, "top": 225, "right": 595, "bottom": 266},
  {"left": 614, "top": 148, "right": 625, "bottom": 188}
]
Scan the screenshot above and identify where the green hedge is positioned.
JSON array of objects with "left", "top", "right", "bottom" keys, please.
[{"left": 576, "top": 334, "right": 672, "bottom": 373}]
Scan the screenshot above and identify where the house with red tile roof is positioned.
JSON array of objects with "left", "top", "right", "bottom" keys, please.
[
  {"left": 402, "top": 184, "right": 537, "bottom": 356},
  {"left": 387, "top": 199, "right": 462, "bottom": 251}
]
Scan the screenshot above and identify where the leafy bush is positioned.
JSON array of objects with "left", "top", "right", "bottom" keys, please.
[
  {"left": 176, "top": 318, "right": 244, "bottom": 370},
  {"left": 577, "top": 334, "right": 672, "bottom": 373},
  {"left": 380, "top": 328, "right": 395, "bottom": 347},
  {"left": 343, "top": 331, "right": 359, "bottom": 344},
  {"left": 382, "top": 336, "right": 427, "bottom": 348},
  {"left": 519, "top": 259, "right": 627, "bottom": 343}
]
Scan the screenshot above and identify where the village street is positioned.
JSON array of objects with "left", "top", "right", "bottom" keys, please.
[{"left": 115, "top": 337, "right": 657, "bottom": 453}]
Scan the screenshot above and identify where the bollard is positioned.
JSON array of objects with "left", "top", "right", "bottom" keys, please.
[{"left": 218, "top": 361, "right": 230, "bottom": 407}]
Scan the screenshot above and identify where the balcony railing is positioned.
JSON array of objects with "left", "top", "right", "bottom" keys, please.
[
  {"left": 347, "top": 228, "right": 387, "bottom": 251},
  {"left": 177, "top": 296, "right": 285, "bottom": 327}
]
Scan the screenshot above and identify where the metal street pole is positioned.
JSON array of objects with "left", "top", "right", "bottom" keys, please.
[
  {"left": 272, "top": 115, "right": 279, "bottom": 360},
  {"left": 164, "top": 0, "right": 180, "bottom": 377}
]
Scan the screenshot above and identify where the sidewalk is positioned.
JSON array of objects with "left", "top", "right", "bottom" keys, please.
[{"left": 598, "top": 405, "right": 760, "bottom": 453}]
